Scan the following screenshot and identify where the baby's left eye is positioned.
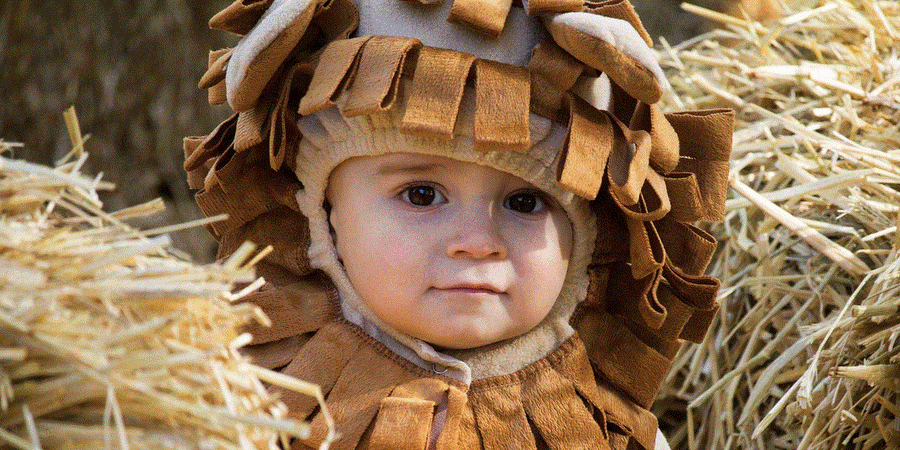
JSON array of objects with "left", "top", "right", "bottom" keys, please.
[{"left": 504, "top": 192, "right": 547, "bottom": 214}]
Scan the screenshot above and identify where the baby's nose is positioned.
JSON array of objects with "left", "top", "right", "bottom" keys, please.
[{"left": 445, "top": 209, "right": 507, "bottom": 260}]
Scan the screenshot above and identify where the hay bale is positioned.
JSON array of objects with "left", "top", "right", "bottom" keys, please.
[
  {"left": 0, "top": 109, "right": 333, "bottom": 449},
  {"left": 654, "top": 1, "right": 900, "bottom": 449}
]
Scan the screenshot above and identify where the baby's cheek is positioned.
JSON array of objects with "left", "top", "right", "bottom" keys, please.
[
  {"left": 516, "top": 246, "right": 569, "bottom": 312},
  {"left": 369, "top": 226, "right": 421, "bottom": 266}
]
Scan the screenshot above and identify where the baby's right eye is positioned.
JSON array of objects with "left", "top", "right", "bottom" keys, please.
[{"left": 400, "top": 185, "right": 446, "bottom": 207}]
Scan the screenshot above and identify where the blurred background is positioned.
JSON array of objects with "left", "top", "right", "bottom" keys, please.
[{"left": 0, "top": 0, "right": 768, "bottom": 262}]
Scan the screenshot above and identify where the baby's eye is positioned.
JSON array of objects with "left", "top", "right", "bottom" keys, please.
[
  {"left": 401, "top": 185, "right": 446, "bottom": 207},
  {"left": 504, "top": 191, "right": 547, "bottom": 214}
]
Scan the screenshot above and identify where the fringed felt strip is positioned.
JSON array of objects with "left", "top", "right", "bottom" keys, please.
[
  {"left": 201, "top": 49, "right": 232, "bottom": 106},
  {"left": 448, "top": 0, "right": 513, "bottom": 37},
  {"left": 210, "top": 145, "right": 247, "bottom": 190},
  {"left": 525, "top": 0, "right": 583, "bottom": 15},
  {"left": 183, "top": 136, "right": 211, "bottom": 190},
  {"left": 209, "top": 0, "right": 274, "bottom": 35},
  {"left": 474, "top": 59, "right": 531, "bottom": 152},
  {"left": 400, "top": 47, "right": 475, "bottom": 140},
  {"left": 652, "top": 280, "right": 716, "bottom": 346},
  {"left": 434, "top": 387, "right": 469, "bottom": 449},
  {"left": 590, "top": 193, "right": 631, "bottom": 266},
  {"left": 217, "top": 207, "right": 312, "bottom": 276},
  {"left": 292, "top": 323, "right": 476, "bottom": 450},
  {"left": 624, "top": 217, "right": 665, "bottom": 282},
  {"left": 556, "top": 95, "right": 612, "bottom": 200},
  {"left": 661, "top": 172, "right": 704, "bottom": 222},
  {"left": 391, "top": 378, "right": 450, "bottom": 405},
  {"left": 313, "top": 0, "right": 360, "bottom": 43},
  {"left": 630, "top": 102, "right": 679, "bottom": 174},
  {"left": 209, "top": 78, "right": 228, "bottom": 106},
  {"left": 529, "top": 73, "right": 567, "bottom": 123},
  {"left": 190, "top": 120, "right": 304, "bottom": 240},
  {"left": 243, "top": 334, "right": 309, "bottom": 370},
  {"left": 456, "top": 394, "right": 483, "bottom": 448},
  {"left": 613, "top": 265, "right": 666, "bottom": 332},
  {"left": 582, "top": 0, "right": 652, "bottom": 47},
  {"left": 528, "top": 40, "right": 584, "bottom": 120},
  {"left": 199, "top": 48, "right": 231, "bottom": 90},
  {"left": 368, "top": 379, "right": 450, "bottom": 449},
  {"left": 204, "top": 0, "right": 358, "bottom": 112},
  {"left": 298, "top": 36, "right": 372, "bottom": 116},
  {"left": 521, "top": 367, "right": 609, "bottom": 449},
  {"left": 196, "top": 165, "right": 285, "bottom": 238},
  {"left": 606, "top": 118, "right": 652, "bottom": 206},
  {"left": 235, "top": 97, "right": 271, "bottom": 152},
  {"left": 657, "top": 218, "right": 716, "bottom": 277},
  {"left": 667, "top": 108, "right": 734, "bottom": 222},
  {"left": 607, "top": 219, "right": 719, "bottom": 340},
  {"left": 661, "top": 260, "right": 720, "bottom": 343},
  {"left": 272, "top": 322, "right": 360, "bottom": 421},
  {"left": 309, "top": 390, "right": 399, "bottom": 448},
  {"left": 239, "top": 274, "right": 334, "bottom": 347},
  {"left": 269, "top": 63, "right": 309, "bottom": 170},
  {"left": 343, "top": 36, "right": 422, "bottom": 117},
  {"left": 469, "top": 382, "right": 537, "bottom": 450},
  {"left": 550, "top": 339, "right": 658, "bottom": 450},
  {"left": 613, "top": 171, "right": 671, "bottom": 223},
  {"left": 612, "top": 218, "right": 721, "bottom": 344},
  {"left": 546, "top": 334, "right": 604, "bottom": 408},
  {"left": 585, "top": 312, "right": 671, "bottom": 408},
  {"left": 184, "top": 113, "right": 237, "bottom": 173},
  {"left": 528, "top": 40, "right": 585, "bottom": 91},
  {"left": 369, "top": 397, "right": 436, "bottom": 450},
  {"left": 568, "top": 325, "right": 659, "bottom": 450},
  {"left": 304, "top": 342, "right": 408, "bottom": 448}
]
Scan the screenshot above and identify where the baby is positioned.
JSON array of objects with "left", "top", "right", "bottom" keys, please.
[
  {"left": 184, "top": 0, "right": 734, "bottom": 448},
  {"left": 326, "top": 152, "right": 574, "bottom": 351}
]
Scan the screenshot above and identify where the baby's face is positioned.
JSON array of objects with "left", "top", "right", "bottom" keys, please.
[{"left": 326, "top": 153, "right": 573, "bottom": 349}]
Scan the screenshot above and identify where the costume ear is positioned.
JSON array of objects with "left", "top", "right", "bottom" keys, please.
[
  {"left": 226, "top": 0, "right": 320, "bottom": 111},
  {"left": 544, "top": 12, "right": 669, "bottom": 105}
]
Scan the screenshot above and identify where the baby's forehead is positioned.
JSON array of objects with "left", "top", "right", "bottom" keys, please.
[{"left": 329, "top": 153, "right": 536, "bottom": 186}]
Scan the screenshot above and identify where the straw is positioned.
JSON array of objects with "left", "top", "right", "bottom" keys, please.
[
  {"left": 0, "top": 109, "right": 332, "bottom": 449},
  {"left": 654, "top": 1, "right": 900, "bottom": 449}
]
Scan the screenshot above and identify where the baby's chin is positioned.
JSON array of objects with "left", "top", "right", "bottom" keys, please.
[{"left": 414, "top": 321, "right": 531, "bottom": 351}]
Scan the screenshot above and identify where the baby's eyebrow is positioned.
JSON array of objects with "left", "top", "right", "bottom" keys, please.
[{"left": 375, "top": 162, "right": 447, "bottom": 176}]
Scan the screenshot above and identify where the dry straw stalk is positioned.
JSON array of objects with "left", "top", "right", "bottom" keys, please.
[
  {"left": 654, "top": 1, "right": 900, "bottom": 449},
  {"left": 0, "top": 108, "right": 334, "bottom": 449}
]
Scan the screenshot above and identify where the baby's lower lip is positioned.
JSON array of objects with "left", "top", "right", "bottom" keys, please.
[{"left": 436, "top": 286, "right": 503, "bottom": 295}]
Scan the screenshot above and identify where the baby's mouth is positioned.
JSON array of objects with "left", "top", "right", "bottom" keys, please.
[{"left": 435, "top": 283, "right": 503, "bottom": 294}]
